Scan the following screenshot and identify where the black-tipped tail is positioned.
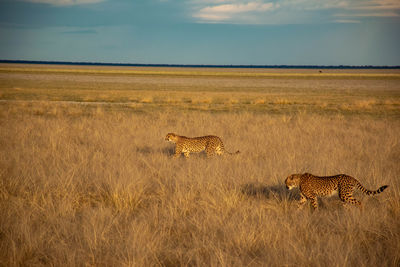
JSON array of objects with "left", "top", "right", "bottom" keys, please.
[
  {"left": 376, "top": 185, "right": 389, "bottom": 194},
  {"left": 357, "top": 182, "right": 389, "bottom": 196},
  {"left": 365, "top": 184, "right": 389, "bottom": 196}
]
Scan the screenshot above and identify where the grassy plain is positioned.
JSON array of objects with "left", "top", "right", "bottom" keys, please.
[
  {"left": 0, "top": 64, "right": 400, "bottom": 266},
  {"left": 1, "top": 63, "right": 400, "bottom": 116}
]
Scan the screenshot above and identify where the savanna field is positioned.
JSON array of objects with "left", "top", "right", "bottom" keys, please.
[{"left": 0, "top": 64, "right": 400, "bottom": 266}]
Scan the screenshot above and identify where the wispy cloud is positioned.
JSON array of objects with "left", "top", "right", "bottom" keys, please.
[
  {"left": 18, "top": 0, "right": 105, "bottom": 6},
  {"left": 337, "top": 0, "right": 400, "bottom": 20},
  {"left": 347, "top": 0, "right": 400, "bottom": 11},
  {"left": 190, "top": 0, "right": 400, "bottom": 24},
  {"left": 336, "top": 12, "right": 399, "bottom": 17},
  {"left": 334, "top": 19, "right": 361, "bottom": 24},
  {"left": 193, "top": 2, "right": 277, "bottom": 21}
]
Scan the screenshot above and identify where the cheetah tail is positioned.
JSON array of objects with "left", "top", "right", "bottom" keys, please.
[
  {"left": 356, "top": 182, "right": 389, "bottom": 196},
  {"left": 227, "top": 150, "right": 240, "bottom": 155}
]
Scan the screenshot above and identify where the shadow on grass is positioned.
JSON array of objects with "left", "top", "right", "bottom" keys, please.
[
  {"left": 240, "top": 182, "right": 298, "bottom": 201},
  {"left": 135, "top": 145, "right": 154, "bottom": 154},
  {"left": 162, "top": 146, "right": 175, "bottom": 156},
  {"left": 159, "top": 147, "right": 210, "bottom": 158},
  {"left": 241, "top": 183, "right": 346, "bottom": 210},
  {"left": 135, "top": 146, "right": 175, "bottom": 156}
]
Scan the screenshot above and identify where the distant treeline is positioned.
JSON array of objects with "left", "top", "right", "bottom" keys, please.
[{"left": 1, "top": 60, "right": 399, "bottom": 69}]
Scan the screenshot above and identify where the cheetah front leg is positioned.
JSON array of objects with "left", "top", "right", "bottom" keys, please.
[
  {"left": 297, "top": 193, "right": 307, "bottom": 209},
  {"left": 205, "top": 145, "right": 215, "bottom": 158},
  {"left": 309, "top": 196, "right": 319, "bottom": 209},
  {"left": 173, "top": 145, "right": 182, "bottom": 158}
]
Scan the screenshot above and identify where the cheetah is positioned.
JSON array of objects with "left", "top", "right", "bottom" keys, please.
[
  {"left": 165, "top": 133, "right": 240, "bottom": 158},
  {"left": 285, "top": 173, "right": 388, "bottom": 209}
]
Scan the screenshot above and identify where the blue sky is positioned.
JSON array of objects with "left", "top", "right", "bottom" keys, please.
[{"left": 0, "top": 0, "right": 399, "bottom": 65}]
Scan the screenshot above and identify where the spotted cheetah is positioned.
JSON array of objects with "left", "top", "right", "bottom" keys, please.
[
  {"left": 285, "top": 173, "right": 388, "bottom": 209},
  {"left": 165, "top": 133, "right": 240, "bottom": 158}
]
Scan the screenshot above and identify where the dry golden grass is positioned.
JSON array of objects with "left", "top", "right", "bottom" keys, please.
[
  {"left": 1, "top": 64, "right": 400, "bottom": 78},
  {"left": 1, "top": 63, "right": 399, "bottom": 116},
  {"left": 0, "top": 103, "right": 399, "bottom": 266},
  {"left": 0, "top": 64, "right": 400, "bottom": 266}
]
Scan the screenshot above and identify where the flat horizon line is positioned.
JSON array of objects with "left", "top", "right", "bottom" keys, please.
[{"left": 1, "top": 60, "right": 399, "bottom": 69}]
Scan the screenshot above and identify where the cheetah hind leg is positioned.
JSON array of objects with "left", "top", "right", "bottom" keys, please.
[
  {"left": 339, "top": 189, "right": 362, "bottom": 209},
  {"left": 342, "top": 196, "right": 362, "bottom": 209}
]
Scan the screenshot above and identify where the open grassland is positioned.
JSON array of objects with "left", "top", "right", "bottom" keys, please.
[
  {"left": 0, "top": 64, "right": 400, "bottom": 266},
  {"left": 1, "top": 63, "right": 400, "bottom": 116}
]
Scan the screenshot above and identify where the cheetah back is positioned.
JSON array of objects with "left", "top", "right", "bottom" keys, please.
[
  {"left": 176, "top": 135, "right": 224, "bottom": 157},
  {"left": 300, "top": 173, "right": 347, "bottom": 197},
  {"left": 286, "top": 173, "right": 388, "bottom": 209}
]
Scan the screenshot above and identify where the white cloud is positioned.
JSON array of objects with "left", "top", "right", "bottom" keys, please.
[
  {"left": 19, "top": 0, "right": 105, "bottom": 6},
  {"left": 193, "top": 1, "right": 278, "bottom": 22},
  {"left": 336, "top": 12, "right": 399, "bottom": 17},
  {"left": 347, "top": 0, "right": 400, "bottom": 10},
  {"left": 333, "top": 0, "right": 400, "bottom": 21},
  {"left": 334, "top": 19, "right": 361, "bottom": 24},
  {"left": 190, "top": 0, "right": 400, "bottom": 24},
  {"left": 191, "top": 0, "right": 231, "bottom": 3}
]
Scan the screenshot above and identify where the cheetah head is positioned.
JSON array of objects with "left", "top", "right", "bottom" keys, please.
[
  {"left": 165, "top": 133, "right": 178, "bottom": 142},
  {"left": 285, "top": 174, "right": 301, "bottom": 190}
]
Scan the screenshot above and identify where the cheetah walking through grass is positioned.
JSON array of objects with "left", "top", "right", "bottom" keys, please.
[
  {"left": 165, "top": 133, "right": 240, "bottom": 158},
  {"left": 285, "top": 173, "right": 388, "bottom": 209}
]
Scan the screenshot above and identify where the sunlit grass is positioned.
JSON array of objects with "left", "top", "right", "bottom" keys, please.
[
  {"left": 1, "top": 67, "right": 399, "bottom": 116},
  {"left": 0, "top": 64, "right": 399, "bottom": 265},
  {"left": 0, "top": 105, "right": 399, "bottom": 266},
  {"left": 1, "top": 65, "right": 400, "bottom": 79}
]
